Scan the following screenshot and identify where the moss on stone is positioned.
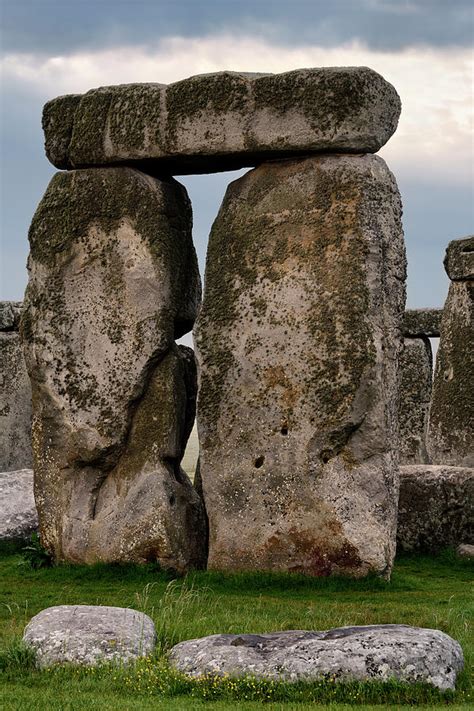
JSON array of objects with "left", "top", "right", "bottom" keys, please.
[{"left": 42, "top": 94, "right": 81, "bottom": 168}]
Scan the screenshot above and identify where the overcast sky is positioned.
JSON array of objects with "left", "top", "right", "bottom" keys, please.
[{"left": 1, "top": 0, "right": 473, "bottom": 318}]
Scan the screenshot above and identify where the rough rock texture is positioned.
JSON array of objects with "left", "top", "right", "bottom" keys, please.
[
  {"left": 43, "top": 68, "right": 401, "bottom": 174},
  {"left": 0, "top": 325, "right": 33, "bottom": 471},
  {"left": 399, "top": 338, "right": 432, "bottom": 464},
  {"left": 427, "top": 262, "right": 474, "bottom": 467},
  {"left": 0, "top": 469, "right": 37, "bottom": 540},
  {"left": 169, "top": 625, "right": 463, "bottom": 691},
  {"left": 24, "top": 605, "right": 156, "bottom": 667},
  {"left": 0, "top": 301, "right": 23, "bottom": 331},
  {"left": 22, "top": 166, "right": 206, "bottom": 569},
  {"left": 195, "top": 154, "right": 406, "bottom": 578},
  {"left": 444, "top": 235, "right": 474, "bottom": 281},
  {"left": 403, "top": 308, "right": 442, "bottom": 337},
  {"left": 397, "top": 465, "right": 474, "bottom": 552},
  {"left": 456, "top": 543, "right": 474, "bottom": 559}
]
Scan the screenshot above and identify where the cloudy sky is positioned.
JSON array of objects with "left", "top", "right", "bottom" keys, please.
[{"left": 1, "top": 0, "right": 473, "bottom": 316}]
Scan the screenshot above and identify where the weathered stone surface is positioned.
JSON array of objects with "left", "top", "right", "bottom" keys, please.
[
  {"left": 427, "top": 281, "right": 474, "bottom": 466},
  {"left": 399, "top": 338, "right": 432, "bottom": 465},
  {"left": 0, "top": 332, "right": 33, "bottom": 471},
  {"left": 456, "top": 543, "right": 474, "bottom": 559},
  {"left": 0, "top": 301, "right": 23, "bottom": 331},
  {"left": 195, "top": 154, "right": 406, "bottom": 578},
  {"left": 24, "top": 605, "right": 156, "bottom": 667},
  {"left": 0, "top": 469, "right": 37, "bottom": 540},
  {"left": 42, "top": 94, "right": 82, "bottom": 170},
  {"left": 44, "top": 68, "right": 401, "bottom": 174},
  {"left": 22, "top": 166, "right": 206, "bottom": 569},
  {"left": 169, "top": 625, "right": 463, "bottom": 691},
  {"left": 444, "top": 235, "right": 474, "bottom": 281},
  {"left": 397, "top": 465, "right": 474, "bottom": 552},
  {"left": 403, "top": 308, "right": 442, "bottom": 337}
]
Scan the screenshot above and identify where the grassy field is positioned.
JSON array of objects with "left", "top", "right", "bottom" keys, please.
[{"left": 0, "top": 543, "right": 472, "bottom": 710}]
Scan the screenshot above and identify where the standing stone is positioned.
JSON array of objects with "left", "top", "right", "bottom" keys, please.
[
  {"left": 22, "top": 167, "right": 206, "bottom": 569},
  {"left": 0, "top": 302, "right": 32, "bottom": 471},
  {"left": 0, "top": 469, "right": 37, "bottom": 541},
  {"left": 428, "top": 236, "right": 474, "bottom": 467},
  {"left": 399, "top": 337, "right": 432, "bottom": 464},
  {"left": 195, "top": 154, "right": 406, "bottom": 578}
]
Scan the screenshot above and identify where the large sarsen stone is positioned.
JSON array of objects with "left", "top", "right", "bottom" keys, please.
[
  {"left": 22, "top": 167, "right": 206, "bottom": 569},
  {"left": 169, "top": 625, "right": 464, "bottom": 690},
  {"left": 43, "top": 68, "right": 401, "bottom": 174},
  {"left": 195, "top": 154, "right": 406, "bottom": 578},
  {"left": 399, "top": 337, "right": 432, "bottom": 465}
]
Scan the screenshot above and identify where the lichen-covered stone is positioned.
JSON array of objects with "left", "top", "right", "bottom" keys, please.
[
  {"left": 194, "top": 154, "right": 406, "bottom": 578},
  {"left": 402, "top": 308, "right": 442, "bottom": 337},
  {"left": 0, "top": 301, "right": 23, "bottom": 331},
  {"left": 0, "top": 469, "right": 37, "bottom": 541},
  {"left": 42, "top": 94, "right": 82, "bottom": 169},
  {"left": 427, "top": 274, "right": 473, "bottom": 467},
  {"left": 397, "top": 465, "right": 473, "bottom": 551},
  {"left": 444, "top": 235, "right": 474, "bottom": 281},
  {"left": 399, "top": 337, "right": 432, "bottom": 464},
  {"left": 0, "top": 332, "right": 32, "bottom": 471},
  {"left": 44, "top": 68, "right": 401, "bottom": 174},
  {"left": 169, "top": 625, "right": 463, "bottom": 691},
  {"left": 22, "top": 167, "right": 205, "bottom": 568},
  {"left": 24, "top": 605, "right": 156, "bottom": 667}
]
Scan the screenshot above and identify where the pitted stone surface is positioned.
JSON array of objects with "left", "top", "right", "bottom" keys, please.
[
  {"left": 44, "top": 67, "right": 401, "bottom": 174},
  {"left": 427, "top": 257, "right": 474, "bottom": 467},
  {"left": 397, "top": 465, "right": 474, "bottom": 552},
  {"left": 24, "top": 605, "right": 156, "bottom": 667},
  {"left": 0, "top": 331, "right": 32, "bottom": 471},
  {"left": 403, "top": 308, "right": 442, "bottom": 337},
  {"left": 169, "top": 625, "right": 463, "bottom": 690},
  {"left": 22, "top": 166, "right": 206, "bottom": 568},
  {"left": 399, "top": 338, "right": 432, "bottom": 464},
  {"left": 444, "top": 235, "right": 474, "bottom": 281},
  {"left": 0, "top": 301, "right": 23, "bottom": 331},
  {"left": 0, "top": 469, "right": 37, "bottom": 540},
  {"left": 195, "top": 154, "right": 406, "bottom": 578}
]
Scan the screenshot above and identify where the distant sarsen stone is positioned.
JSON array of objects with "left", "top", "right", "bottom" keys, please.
[
  {"left": 0, "top": 469, "right": 37, "bottom": 541},
  {"left": 398, "top": 337, "right": 432, "bottom": 465},
  {"left": 403, "top": 308, "right": 442, "bottom": 338}
]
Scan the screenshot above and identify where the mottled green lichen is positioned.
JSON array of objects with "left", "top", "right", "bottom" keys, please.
[{"left": 42, "top": 94, "right": 81, "bottom": 168}]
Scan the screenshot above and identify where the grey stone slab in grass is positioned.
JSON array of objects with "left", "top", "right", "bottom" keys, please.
[
  {"left": 44, "top": 67, "right": 401, "bottom": 174},
  {"left": 24, "top": 605, "right": 156, "bottom": 667},
  {"left": 456, "top": 543, "right": 474, "bottom": 559},
  {"left": 0, "top": 469, "right": 37, "bottom": 541},
  {"left": 402, "top": 308, "right": 443, "bottom": 337},
  {"left": 169, "top": 625, "right": 463, "bottom": 691},
  {"left": 397, "top": 465, "right": 474, "bottom": 552}
]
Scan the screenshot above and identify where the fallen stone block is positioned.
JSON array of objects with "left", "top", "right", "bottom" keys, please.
[
  {"left": 456, "top": 543, "right": 474, "bottom": 559},
  {"left": 169, "top": 625, "right": 464, "bottom": 691},
  {"left": 195, "top": 154, "right": 406, "bottom": 578},
  {"left": 397, "top": 465, "right": 474, "bottom": 552},
  {"left": 402, "top": 308, "right": 442, "bottom": 337},
  {"left": 0, "top": 469, "right": 37, "bottom": 541},
  {"left": 43, "top": 67, "right": 401, "bottom": 174},
  {"left": 23, "top": 605, "right": 156, "bottom": 667}
]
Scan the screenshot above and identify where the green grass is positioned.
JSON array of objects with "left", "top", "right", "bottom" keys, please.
[{"left": 0, "top": 544, "right": 472, "bottom": 710}]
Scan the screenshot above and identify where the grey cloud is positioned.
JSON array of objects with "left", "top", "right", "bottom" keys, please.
[{"left": 1, "top": 0, "right": 472, "bottom": 56}]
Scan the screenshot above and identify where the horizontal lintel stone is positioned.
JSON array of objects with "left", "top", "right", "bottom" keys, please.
[
  {"left": 403, "top": 308, "right": 443, "bottom": 337},
  {"left": 43, "top": 67, "right": 401, "bottom": 175}
]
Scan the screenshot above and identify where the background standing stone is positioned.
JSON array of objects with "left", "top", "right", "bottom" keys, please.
[
  {"left": 0, "top": 301, "right": 32, "bottom": 471},
  {"left": 195, "top": 154, "right": 406, "bottom": 578},
  {"left": 22, "top": 167, "right": 206, "bottom": 569},
  {"left": 399, "top": 337, "right": 432, "bottom": 464},
  {"left": 427, "top": 236, "right": 474, "bottom": 467}
]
